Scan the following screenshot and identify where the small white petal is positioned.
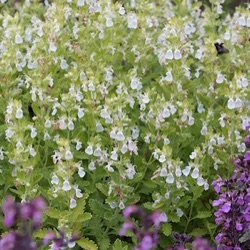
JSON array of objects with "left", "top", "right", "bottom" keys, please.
[
  {"left": 227, "top": 98, "right": 235, "bottom": 110},
  {"left": 65, "top": 150, "right": 73, "bottom": 160},
  {"left": 85, "top": 145, "right": 93, "bottom": 155},
  {"left": 166, "top": 173, "right": 174, "bottom": 184},
  {"left": 165, "top": 49, "right": 173, "bottom": 60},
  {"left": 63, "top": 180, "right": 71, "bottom": 191},
  {"left": 174, "top": 49, "right": 182, "bottom": 60},
  {"left": 70, "top": 198, "right": 77, "bottom": 209},
  {"left": 191, "top": 168, "right": 199, "bottom": 179},
  {"left": 16, "top": 108, "right": 23, "bottom": 119}
]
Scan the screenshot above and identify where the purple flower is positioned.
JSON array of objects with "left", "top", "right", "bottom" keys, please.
[
  {"left": 2, "top": 196, "right": 18, "bottom": 228},
  {"left": 221, "top": 202, "right": 231, "bottom": 213},
  {"left": 213, "top": 129, "right": 250, "bottom": 249},
  {"left": 44, "top": 229, "right": 79, "bottom": 250},
  {"left": 120, "top": 206, "right": 165, "bottom": 250},
  {"left": 123, "top": 205, "right": 141, "bottom": 218}
]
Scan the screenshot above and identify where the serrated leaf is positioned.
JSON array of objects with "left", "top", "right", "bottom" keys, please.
[
  {"left": 97, "top": 237, "right": 110, "bottom": 250},
  {"left": 162, "top": 223, "right": 172, "bottom": 236},
  {"left": 96, "top": 183, "right": 109, "bottom": 196},
  {"left": 194, "top": 211, "right": 211, "bottom": 219},
  {"left": 112, "top": 239, "right": 128, "bottom": 250},
  {"left": 34, "top": 228, "right": 53, "bottom": 239},
  {"left": 190, "top": 227, "right": 207, "bottom": 236},
  {"left": 72, "top": 212, "right": 92, "bottom": 223},
  {"left": 71, "top": 196, "right": 88, "bottom": 222},
  {"left": 45, "top": 207, "right": 65, "bottom": 219},
  {"left": 168, "top": 213, "right": 180, "bottom": 223},
  {"left": 77, "top": 238, "right": 98, "bottom": 250}
]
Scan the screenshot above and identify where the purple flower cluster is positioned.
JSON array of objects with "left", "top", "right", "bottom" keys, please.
[
  {"left": 0, "top": 196, "right": 47, "bottom": 250},
  {"left": 167, "top": 232, "right": 215, "bottom": 250},
  {"left": 44, "top": 229, "right": 80, "bottom": 250},
  {"left": 212, "top": 132, "right": 250, "bottom": 250},
  {"left": 0, "top": 196, "right": 78, "bottom": 250},
  {"left": 119, "top": 205, "right": 167, "bottom": 250}
]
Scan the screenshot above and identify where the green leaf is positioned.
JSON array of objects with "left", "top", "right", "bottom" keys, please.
[
  {"left": 193, "top": 211, "right": 211, "bottom": 219},
  {"left": 45, "top": 207, "right": 64, "bottom": 219},
  {"left": 97, "top": 237, "right": 110, "bottom": 250},
  {"left": 77, "top": 238, "right": 98, "bottom": 250},
  {"left": 112, "top": 239, "right": 128, "bottom": 250},
  {"left": 168, "top": 213, "right": 180, "bottom": 223},
  {"left": 72, "top": 212, "right": 92, "bottom": 223},
  {"left": 162, "top": 223, "right": 172, "bottom": 236}
]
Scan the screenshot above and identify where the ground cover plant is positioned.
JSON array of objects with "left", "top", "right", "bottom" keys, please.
[{"left": 0, "top": 0, "right": 250, "bottom": 249}]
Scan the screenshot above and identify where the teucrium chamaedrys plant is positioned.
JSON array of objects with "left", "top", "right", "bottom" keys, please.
[{"left": 0, "top": 0, "right": 249, "bottom": 248}]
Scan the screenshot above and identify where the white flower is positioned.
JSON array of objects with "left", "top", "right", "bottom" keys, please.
[
  {"left": 15, "top": 34, "right": 23, "bottom": 44},
  {"left": 62, "top": 180, "right": 71, "bottom": 191},
  {"left": 88, "top": 161, "right": 96, "bottom": 170},
  {"left": 160, "top": 168, "right": 167, "bottom": 177},
  {"left": 106, "top": 17, "right": 113, "bottom": 27},
  {"left": 119, "top": 201, "right": 125, "bottom": 209},
  {"left": 159, "top": 155, "right": 166, "bottom": 163},
  {"left": 182, "top": 166, "right": 191, "bottom": 176},
  {"left": 191, "top": 167, "right": 199, "bottom": 179},
  {"left": 67, "top": 119, "right": 74, "bottom": 130},
  {"left": 227, "top": 98, "right": 235, "bottom": 109},
  {"left": 111, "top": 150, "right": 118, "bottom": 161},
  {"left": 96, "top": 122, "right": 104, "bottom": 132},
  {"left": 70, "top": 198, "right": 77, "bottom": 209},
  {"left": 85, "top": 145, "right": 93, "bottom": 155},
  {"left": 65, "top": 150, "right": 73, "bottom": 160},
  {"left": 165, "top": 49, "right": 173, "bottom": 60},
  {"left": 119, "top": 6, "right": 125, "bottom": 15},
  {"left": 195, "top": 49, "right": 203, "bottom": 60},
  {"left": 116, "top": 131, "right": 125, "bottom": 141},
  {"left": 238, "top": 16, "right": 246, "bottom": 26},
  {"left": 51, "top": 175, "right": 59, "bottom": 185},
  {"left": 166, "top": 173, "right": 174, "bottom": 183},
  {"left": 235, "top": 97, "right": 242, "bottom": 108},
  {"left": 75, "top": 187, "right": 83, "bottom": 198},
  {"left": 190, "top": 151, "right": 197, "bottom": 159},
  {"left": 127, "top": 13, "right": 138, "bottom": 29},
  {"left": 30, "top": 127, "right": 37, "bottom": 138},
  {"left": 216, "top": 72, "right": 225, "bottom": 84},
  {"left": 176, "top": 208, "right": 183, "bottom": 217},
  {"left": 175, "top": 167, "right": 182, "bottom": 177},
  {"left": 76, "top": 141, "right": 82, "bottom": 151},
  {"left": 197, "top": 176, "right": 205, "bottom": 186},
  {"left": 49, "top": 42, "right": 57, "bottom": 52},
  {"left": 16, "top": 108, "right": 23, "bottom": 119},
  {"left": 78, "top": 167, "right": 86, "bottom": 177},
  {"left": 60, "top": 59, "right": 69, "bottom": 70},
  {"left": 247, "top": 17, "right": 250, "bottom": 27},
  {"left": 174, "top": 49, "right": 182, "bottom": 60},
  {"left": 201, "top": 124, "right": 207, "bottom": 135},
  {"left": 77, "top": 0, "right": 84, "bottom": 7},
  {"left": 165, "top": 70, "right": 173, "bottom": 82},
  {"left": 224, "top": 32, "right": 230, "bottom": 40}
]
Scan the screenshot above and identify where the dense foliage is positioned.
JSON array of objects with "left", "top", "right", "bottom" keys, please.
[{"left": 0, "top": 0, "right": 249, "bottom": 249}]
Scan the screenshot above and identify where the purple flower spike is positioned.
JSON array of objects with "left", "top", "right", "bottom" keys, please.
[
  {"left": 149, "top": 211, "right": 168, "bottom": 228},
  {"left": 213, "top": 129, "right": 250, "bottom": 249},
  {"left": 2, "top": 196, "right": 18, "bottom": 228},
  {"left": 123, "top": 205, "right": 141, "bottom": 218},
  {"left": 244, "top": 135, "right": 250, "bottom": 148},
  {"left": 120, "top": 206, "right": 165, "bottom": 250}
]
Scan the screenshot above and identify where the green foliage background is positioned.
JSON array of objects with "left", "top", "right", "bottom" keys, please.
[{"left": 0, "top": 0, "right": 249, "bottom": 249}]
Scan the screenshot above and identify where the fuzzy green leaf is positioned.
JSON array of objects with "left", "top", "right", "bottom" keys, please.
[
  {"left": 162, "top": 223, "right": 172, "bottom": 236},
  {"left": 76, "top": 238, "right": 98, "bottom": 250}
]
